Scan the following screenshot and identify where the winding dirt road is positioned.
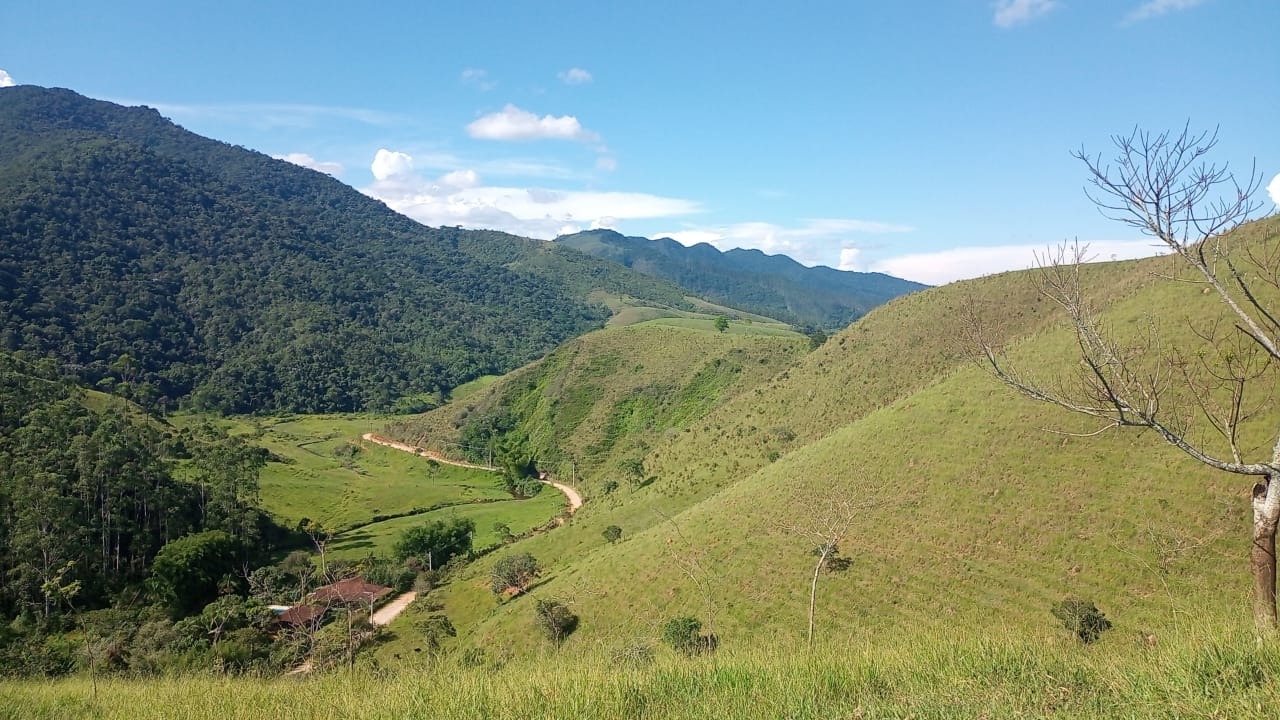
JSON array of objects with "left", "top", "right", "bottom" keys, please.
[{"left": 362, "top": 433, "right": 583, "bottom": 514}]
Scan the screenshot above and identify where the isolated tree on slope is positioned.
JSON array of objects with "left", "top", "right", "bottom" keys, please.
[{"left": 970, "top": 126, "right": 1280, "bottom": 630}]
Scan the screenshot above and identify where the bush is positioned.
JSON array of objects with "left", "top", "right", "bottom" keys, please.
[
  {"left": 1051, "top": 598, "right": 1112, "bottom": 643},
  {"left": 534, "top": 600, "right": 578, "bottom": 644},
  {"left": 490, "top": 553, "right": 540, "bottom": 595},
  {"left": 602, "top": 525, "right": 623, "bottom": 544},
  {"left": 662, "top": 616, "right": 717, "bottom": 656},
  {"left": 393, "top": 518, "right": 475, "bottom": 568}
]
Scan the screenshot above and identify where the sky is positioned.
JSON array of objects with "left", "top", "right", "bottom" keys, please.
[{"left": 2, "top": 0, "right": 1278, "bottom": 285}]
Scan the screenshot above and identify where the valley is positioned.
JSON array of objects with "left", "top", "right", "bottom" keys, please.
[{"left": 1, "top": 74, "right": 1279, "bottom": 718}]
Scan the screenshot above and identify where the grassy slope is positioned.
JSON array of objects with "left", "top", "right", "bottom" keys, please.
[
  {"left": 7, "top": 630, "right": 1279, "bottom": 719},
  {"left": 389, "top": 320, "right": 808, "bottom": 494},
  {"left": 416, "top": 217, "right": 1280, "bottom": 656}
]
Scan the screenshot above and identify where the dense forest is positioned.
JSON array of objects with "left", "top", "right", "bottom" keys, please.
[
  {"left": 0, "top": 86, "right": 696, "bottom": 414},
  {"left": 555, "top": 229, "right": 928, "bottom": 329},
  {"left": 0, "top": 354, "right": 293, "bottom": 673}
]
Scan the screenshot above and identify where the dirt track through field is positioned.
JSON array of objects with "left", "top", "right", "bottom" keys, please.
[{"left": 361, "top": 433, "right": 583, "bottom": 514}]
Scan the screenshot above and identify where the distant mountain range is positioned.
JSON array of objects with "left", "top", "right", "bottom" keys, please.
[
  {"left": 0, "top": 86, "right": 698, "bottom": 413},
  {"left": 555, "top": 229, "right": 928, "bottom": 329}
]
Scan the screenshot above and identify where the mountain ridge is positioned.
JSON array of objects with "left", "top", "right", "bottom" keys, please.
[
  {"left": 0, "top": 86, "right": 706, "bottom": 413},
  {"left": 555, "top": 227, "right": 928, "bottom": 329}
]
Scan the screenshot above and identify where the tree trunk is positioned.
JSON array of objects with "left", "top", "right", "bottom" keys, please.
[
  {"left": 1251, "top": 477, "right": 1280, "bottom": 633},
  {"left": 808, "top": 548, "right": 830, "bottom": 650}
]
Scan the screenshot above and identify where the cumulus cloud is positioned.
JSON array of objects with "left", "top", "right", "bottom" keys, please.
[
  {"left": 869, "top": 240, "right": 1165, "bottom": 285},
  {"left": 363, "top": 149, "right": 698, "bottom": 239},
  {"left": 654, "top": 218, "right": 914, "bottom": 268},
  {"left": 467, "top": 104, "right": 599, "bottom": 142},
  {"left": 558, "top": 68, "right": 593, "bottom": 85},
  {"left": 0, "top": 70, "right": 14, "bottom": 88},
  {"left": 993, "top": 0, "right": 1057, "bottom": 28},
  {"left": 838, "top": 247, "right": 863, "bottom": 271},
  {"left": 273, "top": 152, "right": 344, "bottom": 176},
  {"left": 1122, "top": 0, "right": 1205, "bottom": 24},
  {"left": 371, "top": 148, "right": 415, "bottom": 181},
  {"left": 1268, "top": 173, "right": 1280, "bottom": 206}
]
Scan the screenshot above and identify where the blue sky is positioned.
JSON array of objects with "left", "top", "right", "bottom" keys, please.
[{"left": 2, "top": 0, "right": 1277, "bottom": 283}]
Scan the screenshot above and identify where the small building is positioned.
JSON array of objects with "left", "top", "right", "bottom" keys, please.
[
  {"left": 269, "top": 577, "right": 393, "bottom": 630},
  {"left": 308, "top": 578, "right": 393, "bottom": 606}
]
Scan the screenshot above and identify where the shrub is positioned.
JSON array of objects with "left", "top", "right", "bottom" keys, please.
[
  {"left": 490, "top": 553, "right": 540, "bottom": 595},
  {"left": 534, "top": 600, "right": 579, "bottom": 643},
  {"left": 393, "top": 518, "right": 475, "bottom": 568},
  {"left": 601, "top": 479, "right": 619, "bottom": 494},
  {"left": 662, "top": 616, "right": 717, "bottom": 656},
  {"left": 1051, "top": 598, "right": 1112, "bottom": 643},
  {"left": 602, "top": 525, "right": 623, "bottom": 544}
]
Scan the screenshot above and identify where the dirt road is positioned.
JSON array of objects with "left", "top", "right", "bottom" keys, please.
[
  {"left": 371, "top": 591, "right": 417, "bottom": 626},
  {"left": 362, "top": 433, "right": 498, "bottom": 471},
  {"left": 362, "top": 433, "right": 583, "bottom": 514}
]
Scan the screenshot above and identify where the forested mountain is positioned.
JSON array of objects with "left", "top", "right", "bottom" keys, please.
[
  {"left": 0, "top": 86, "right": 697, "bottom": 414},
  {"left": 555, "top": 229, "right": 928, "bottom": 329}
]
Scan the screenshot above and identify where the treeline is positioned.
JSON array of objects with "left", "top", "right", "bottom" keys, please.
[
  {"left": 0, "top": 86, "right": 696, "bottom": 414},
  {"left": 0, "top": 355, "right": 286, "bottom": 673}
]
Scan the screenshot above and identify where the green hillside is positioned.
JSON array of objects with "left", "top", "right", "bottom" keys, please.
[
  {"left": 0, "top": 86, "right": 701, "bottom": 414},
  {"left": 392, "top": 216, "right": 1279, "bottom": 657},
  {"left": 556, "top": 228, "right": 928, "bottom": 329},
  {"left": 387, "top": 318, "right": 809, "bottom": 496}
]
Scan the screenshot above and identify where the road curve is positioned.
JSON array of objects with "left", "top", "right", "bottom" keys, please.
[{"left": 362, "top": 433, "right": 583, "bottom": 514}]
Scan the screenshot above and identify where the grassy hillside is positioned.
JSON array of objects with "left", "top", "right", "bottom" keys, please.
[
  {"left": 6, "top": 630, "right": 1279, "bottom": 719},
  {"left": 387, "top": 319, "right": 808, "bottom": 495},
  {"left": 386, "top": 217, "right": 1280, "bottom": 658}
]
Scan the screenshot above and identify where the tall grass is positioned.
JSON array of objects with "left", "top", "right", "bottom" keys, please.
[{"left": 4, "top": 629, "right": 1277, "bottom": 719}]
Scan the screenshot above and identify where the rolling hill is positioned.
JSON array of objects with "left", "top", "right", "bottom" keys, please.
[
  {"left": 390, "top": 215, "right": 1280, "bottom": 656},
  {"left": 555, "top": 228, "right": 928, "bottom": 329},
  {"left": 0, "top": 86, "right": 705, "bottom": 414}
]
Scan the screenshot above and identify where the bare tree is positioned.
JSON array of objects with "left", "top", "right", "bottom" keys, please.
[
  {"left": 969, "top": 125, "right": 1280, "bottom": 630},
  {"left": 782, "top": 497, "right": 876, "bottom": 649}
]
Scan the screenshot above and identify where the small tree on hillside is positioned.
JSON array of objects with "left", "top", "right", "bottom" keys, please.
[
  {"left": 534, "top": 599, "right": 579, "bottom": 644},
  {"left": 602, "top": 525, "right": 623, "bottom": 544},
  {"left": 782, "top": 496, "right": 877, "bottom": 649},
  {"left": 968, "top": 125, "right": 1280, "bottom": 631},
  {"left": 490, "top": 552, "right": 540, "bottom": 596},
  {"left": 714, "top": 315, "right": 730, "bottom": 333}
]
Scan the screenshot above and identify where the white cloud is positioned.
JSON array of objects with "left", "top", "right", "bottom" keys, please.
[
  {"left": 0, "top": 70, "right": 14, "bottom": 88},
  {"left": 993, "top": 0, "right": 1057, "bottom": 28},
  {"left": 466, "top": 104, "right": 599, "bottom": 142},
  {"left": 558, "top": 68, "right": 593, "bottom": 85},
  {"left": 273, "top": 152, "right": 344, "bottom": 176},
  {"left": 1268, "top": 173, "right": 1280, "bottom": 206},
  {"left": 363, "top": 149, "right": 698, "bottom": 239},
  {"left": 371, "top": 148, "right": 415, "bottom": 181},
  {"left": 460, "top": 67, "right": 496, "bottom": 91},
  {"left": 1122, "top": 0, "right": 1206, "bottom": 24},
  {"left": 869, "top": 240, "right": 1164, "bottom": 285},
  {"left": 838, "top": 247, "right": 863, "bottom": 271},
  {"left": 113, "top": 99, "right": 405, "bottom": 128},
  {"left": 654, "top": 218, "right": 914, "bottom": 267}
]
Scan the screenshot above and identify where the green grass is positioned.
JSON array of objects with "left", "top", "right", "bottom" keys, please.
[
  {"left": 397, "top": 218, "right": 1280, "bottom": 658},
  {"left": 5, "top": 629, "right": 1279, "bottom": 719},
  {"left": 328, "top": 490, "right": 566, "bottom": 561},
  {"left": 168, "top": 414, "right": 511, "bottom": 531}
]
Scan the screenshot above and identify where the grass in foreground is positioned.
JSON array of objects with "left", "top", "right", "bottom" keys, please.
[{"left": 4, "top": 630, "right": 1278, "bottom": 719}]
